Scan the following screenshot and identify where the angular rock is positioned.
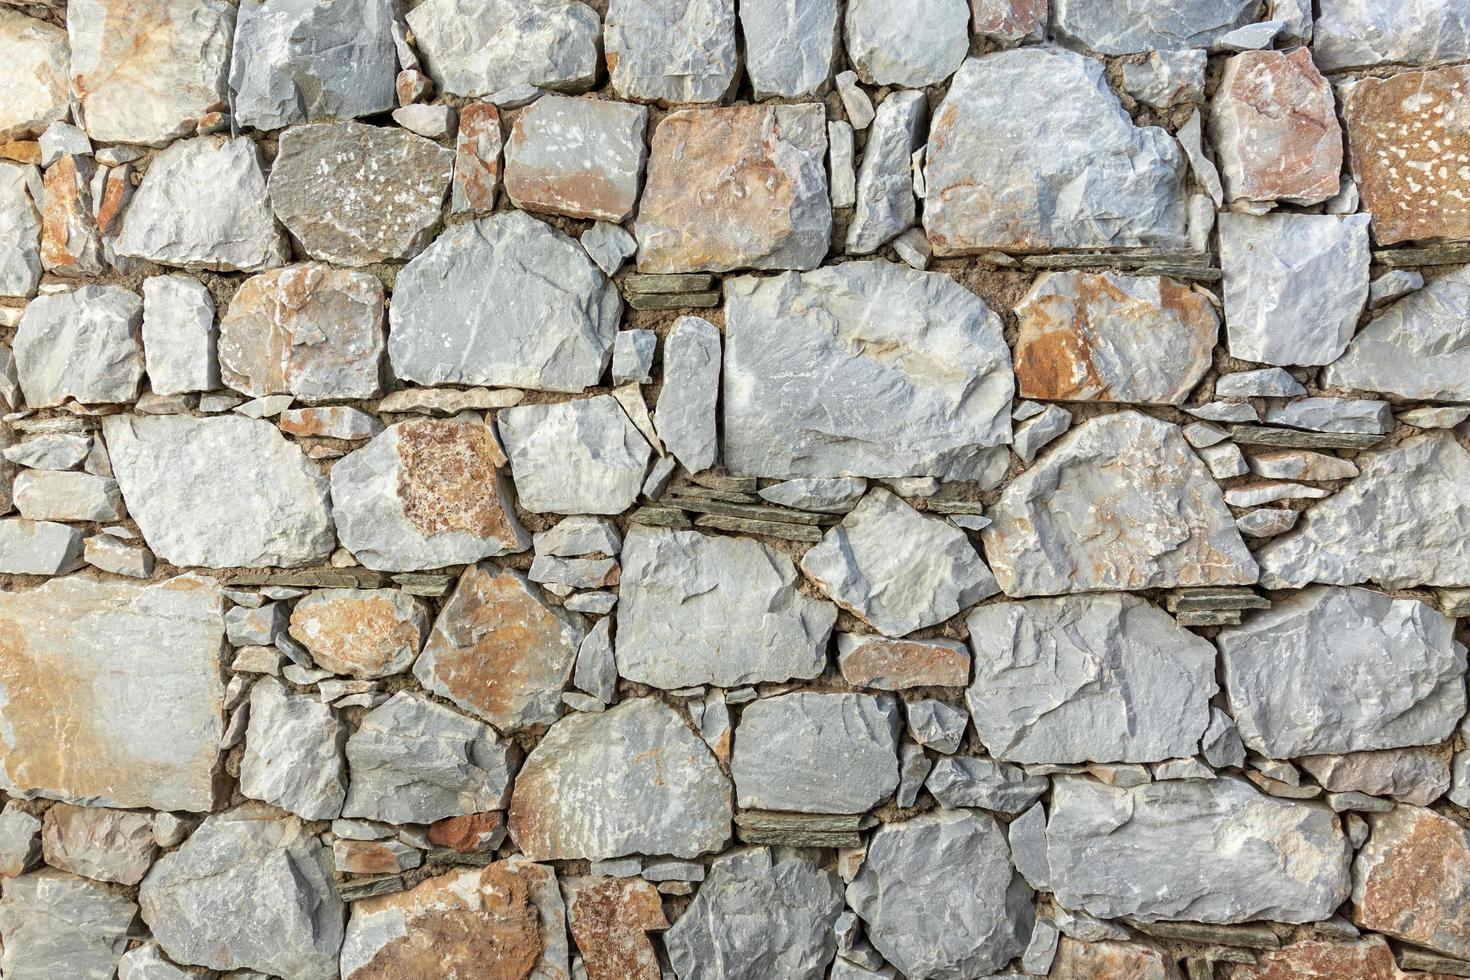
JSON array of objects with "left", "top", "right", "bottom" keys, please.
[
  {"left": 0, "top": 11, "right": 68, "bottom": 143},
  {"left": 406, "top": 0, "right": 601, "bottom": 97},
  {"left": 615, "top": 526, "right": 836, "bottom": 688},
  {"left": 970, "top": 0, "right": 1047, "bottom": 42},
  {"left": 1014, "top": 271, "right": 1217, "bottom": 405},
  {"left": 0, "top": 869, "right": 137, "bottom": 980},
  {"left": 1352, "top": 805, "right": 1470, "bottom": 959},
  {"left": 278, "top": 406, "right": 382, "bottom": 441},
  {"left": 1300, "top": 748, "right": 1452, "bottom": 808},
  {"left": 139, "top": 806, "right": 342, "bottom": 980},
  {"left": 117, "top": 941, "right": 215, "bottom": 979},
  {"left": 41, "top": 804, "right": 156, "bottom": 886},
  {"left": 1048, "top": 775, "right": 1350, "bottom": 923},
  {"left": 838, "top": 634, "right": 969, "bottom": 690},
  {"left": 732, "top": 692, "right": 900, "bottom": 813},
  {"left": 389, "top": 211, "right": 619, "bottom": 391},
  {"left": 1314, "top": 0, "right": 1470, "bottom": 72},
  {"left": 759, "top": 477, "right": 867, "bottom": 513},
  {"left": 331, "top": 417, "right": 528, "bottom": 571},
  {"left": 14, "top": 470, "right": 123, "bottom": 522},
  {"left": 724, "top": 260, "right": 1012, "bottom": 478},
  {"left": 654, "top": 316, "right": 720, "bottom": 474},
  {"left": 1050, "top": 939, "right": 1183, "bottom": 980},
  {"left": 1325, "top": 265, "right": 1470, "bottom": 402},
  {"left": 739, "top": 0, "right": 838, "bottom": 99},
  {"left": 847, "top": 90, "right": 925, "bottom": 255},
  {"left": 67, "top": 0, "right": 233, "bottom": 146},
  {"left": 966, "top": 594, "right": 1218, "bottom": 765},
  {"left": 1051, "top": 0, "right": 1259, "bottom": 53},
  {"left": 499, "top": 395, "right": 652, "bottom": 515},
  {"left": 240, "top": 677, "right": 347, "bottom": 820},
  {"left": 1218, "top": 368, "right": 1307, "bottom": 399},
  {"left": 985, "top": 412, "right": 1258, "bottom": 596},
  {"left": 229, "top": 0, "right": 397, "bottom": 132},
  {"left": 267, "top": 122, "right": 452, "bottom": 266},
  {"left": 636, "top": 104, "right": 830, "bottom": 273},
  {"left": 508, "top": 697, "right": 731, "bottom": 860},
  {"left": 503, "top": 95, "right": 648, "bottom": 222},
  {"left": 141, "top": 275, "right": 217, "bottom": 395},
  {"left": 1234, "top": 936, "right": 1448, "bottom": 980},
  {"left": 105, "top": 414, "right": 333, "bottom": 568},
  {"left": 114, "top": 136, "right": 289, "bottom": 272},
  {"left": 39, "top": 154, "right": 105, "bottom": 277},
  {"left": 665, "top": 848, "right": 842, "bottom": 980},
  {"left": 924, "top": 47, "right": 1186, "bottom": 254},
  {"left": 1220, "top": 587, "right": 1465, "bottom": 758},
  {"left": 288, "top": 589, "right": 428, "bottom": 679},
  {"left": 1120, "top": 49, "right": 1207, "bottom": 109},
  {"left": 1264, "top": 397, "right": 1392, "bottom": 436},
  {"left": 0, "top": 575, "right": 226, "bottom": 812},
  {"left": 14, "top": 285, "right": 142, "bottom": 407},
  {"left": 0, "top": 519, "right": 85, "bottom": 575},
  {"left": 844, "top": 0, "right": 969, "bottom": 88},
  {"left": 583, "top": 221, "right": 636, "bottom": 277},
  {"left": 563, "top": 875, "right": 667, "bottom": 979},
  {"left": 341, "top": 691, "right": 519, "bottom": 824},
  {"left": 605, "top": 0, "right": 737, "bottom": 103},
  {"left": 0, "top": 805, "right": 42, "bottom": 878},
  {"left": 451, "top": 101, "right": 502, "bottom": 213},
  {"left": 848, "top": 809, "right": 1033, "bottom": 978},
  {"left": 0, "top": 161, "right": 41, "bottom": 299},
  {"left": 924, "top": 755, "right": 1047, "bottom": 813}
]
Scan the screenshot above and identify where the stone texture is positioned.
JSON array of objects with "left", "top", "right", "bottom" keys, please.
[
  {"left": 500, "top": 395, "right": 653, "bottom": 516},
  {"left": 1300, "top": 749, "right": 1452, "bottom": 807},
  {"left": 451, "top": 101, "right": 502, "bottom": 213},
  {"left": 0, "top": 869, "right": 137, "bottom": 980},
  {"left": 406, "top": 0, "right": 600, "bottom": 97},
  {"left": 141, "top": 274, "right": 217, "bottom": 395},
  {"left": 655, "top": 316, "right": 721, "bottom": 474},
  {"left": 0, "top": 520, "right": 85, "bottom": 575},
  {"left": 508, "top": 697, "right": 731, "bottom": 860},
  {"left": 1352, "top": 805, "right": 1470, "bottom": 959},
  {"left": 0, "top": 11, "right": 69, "bottom": 142},
  {"left": 970, "top": 0, "right": 1047, "bottom": 42},
  {"left": 847, "top": 90, "right": 925, "bottom": 255},
  {"left": 924, "top": 47, "right": 1186, "bottom": 254},
  {"left": 1221, "top": 213, "right": 1371, "bottom": 367},
  {"left": 67, "top": 0, "right": 234, "bottom": 146},
  {"left": 389, "top": 212, "right": 619, "bottom": 391},
  {"left": 1120, "top": 49, "right": 1206, "bottom": 109},
  {"left": 1051, "top": 0, "right": 1259, "bottom": 53},
  {"left": 739, "top": 0, "right": 838, "bottom": 98},
  {"left": 732, "top": 692, "right": 900, "bottom": 813},
  {"left": 229, "top": 0, "right": 397, "bottom": 132},
  {"left": 0, "top": 805, "right": 42, "bottom": 878},
  {"left": 925, "top": 755, "right": 1046, "bottom": 813},
  {"left": 240, "top": 677, "right": 347, "bottom": 820},
  {"left": 289, "top": 589, "right": 428, "bottom": 679},
  {"left": 41, "top": 803, "right": 156, "bottom": 885},
  {"left": 504, "top": 95, "right": 648, "bottom": 222},
  {"left": 615, "top": 526, "right": 836, "bottom": 688},
  {"left": 563, "top": 875, "right": 667, "bottom": 980},
  {"left": 1233, "top": 936, "right": 1453, "bottom": 980},
  {"left": 0, "top": 575, "right": 225, "bottom": 812},
  {"left": 14, "top": 470, "right": 123, "bottom": 521},
  {"left": 330, "top": 417, "right": 528, "bottom": 572},
  {"left": 1219, "top": 587, "right": 1465, "bottom": 758},
  {"left": 844, "top": 0, "right": 968, "bottom": 88},
  {"left": 14, "top": 285, "right": 143, "bottom": 407},
  {"left": 1325, "top": 265, "right": 1470, "bottom": 402},
  {"left": 984, "top": 411, "right": 1257, "bottom": 596},
  {"left": 848, "top": 809, "right": 1033, "bottom": 979},
  {"left": 1013, "top": 271, "right": 1218, "bottom": 405},
  {"left": 139, "top": 806, "right": 343, "bottom": 980},
  {"left": 605, "top": 0, "right": 737, "bottom": 103},
  {"left": 838, "top": 634, "right": 970, "bottom": 690},
  {"left": 105, "top": 414, "right": 334, "bottom": 568},
  {"left": 724, "top": 260, "right": 1012, "bottom": 479},
  {"left": 0, "top": 161, "right": 41, "bottom": 299},
  {"left": 1050, "top": 939, "right": 1183, "bottom": 980},
  {"left": 636, "top": 104, "right": 830, "bottom": 273},
  {"left": 39, "top": 153, "right": 105, "bottom": 277},
  {"left": 267, "top": 122, "right": 453, "bottom": 266},
  {"left": 664, "top": 847, "right": 842, "bottom": 980},
  {"left": 117, "top": 941, "right": 214, "bottom": 979},
  {"left": 1048, "top": 775, "right": 1350, "bottom": 924},
  {"left": 1315, "top": 0, "right": 1470, "bottom": 71}
]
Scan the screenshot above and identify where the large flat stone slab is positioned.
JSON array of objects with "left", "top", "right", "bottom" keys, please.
[{"left": 605, "top": 0, "right": 738, "bottom": 103}]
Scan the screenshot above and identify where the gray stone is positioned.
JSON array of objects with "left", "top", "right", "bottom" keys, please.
[
  {"left": 117, "top": 942, "right": 213, "bottom": 979},
  {"left": 0, "top": 804, "right": 41, "bottom": 878},
  {"left": 1219, "top": 586, "right": 1465, "bottom": 758},
  {"left": 1301, "top": 749, "right": 1451, "bottom": 807},
  {"left": 616, "top": 526, "right": 836, "bottom": 687},
  {"left": 1216, "top": 19, "right": 1287, "bottom": 50},
  {"left": 81, "top": 535, "right": 153, "bottom": 578},
  {"left": 1257, "top": 432, "right": 1470, "bottom": 589},
  {"left": 104, "top": 414, "right": 334, "bottom": 568},
  {"left": 0, "top": 11, "right": 69, "bottom": 143},
  {"left": 836, "top": 70, "right": 875, "bottom": 129},
  {"left": 1024, "top": 919, "right": 1061, "bottom": 975},
  {"left": 1314, "top": 0, "right": 1470, "bottom": 71},
  {"left": 906, "top": 699, "right": 968, "bottom": 755},
  {"left": 724, "top": 260, "right": 1013, "bottom": 479},
  {"left": 665, "top": 847, "right": 842, "bottom": 980},
  {"left": 267, "top": 122, "right": 452, "bottom": 266},
  {"left": 139, "top": 807, "right": 342, "bottom": 980},
  {"left": 1216, "top": 368, "right": 1306, "bottom": 399},
  {"left": 848, "top": 90, "right": 925, "bottom": 255},
  {"left": 1325, "top": 265, "right": 1470, "bottom": 402},
  {"left": 405, "top": 0, "right": 600, "bottom": 97},
  {"left": 1120, "top": 49, "right": 1207, "bottom": 109},
  {"left": 924, "top": 47, "right": 1187, "bottom": 254},
  {"left": 732, "top": 692, "right": 901, "bottom": 813},
  {"left": 844, "top": 0, "right": 969, "bottom": 87},
  {"left": 759, "top": 477, "right": 867, "bottom": 512},
  {"left": 508, "top": 697, "right": 732, "bottom": 860},
  {"left": 801, "top": 489, "right": 998, "bottom": 636},
  {"left": 1369, "top": 269, "right": 1424, "bottom": 308},
  {"left": 1051, "top": 0, "right": 1260, "bottom": 53},
  {"left": 0, "top": 869, "right": 137, "bottom": 980},
  {"left": 739, "top": 0, "right": 838, "bottom": 99},
  {"left": 142, "top": 275, "right": 218, "bottom": 396},
  {"left": 0, "top": 519, "right": 84, "bottom": 575},
  {"left": 1221, "top": 213, "right": 1371, "bottom": 367},
  {"left": 342, "top": 691, "right": 519, "bottom": 824},
  {"left": 229, "top": 0, "right": 397, "bottom": 132},
  {"left": 654, "top": 316, "right": 720, "bottom": 473},
  {"left": 0, "top": 433, "right": 88, "bottom": 471},
  {"left": 848, "top": 809, "right": 1033, "bottom": 979},
  {"left": 896, "top": 743, "right": 931, "bottom": 808},
  {"left": 534, "top": 516, "right": 622, "bottom": 557},
  {"left": 984, "top": 411, "right": 1258, "bottom": 596},
  {"left": 1203, "top": 443, "right": 1251, "bottom": 480},
  {"left": 499, "top": 395, "right": 652, "bottom": 515},
  {"left": 611, "top": 329, "right": 656, "bottom": 385},
  {"left": 395, "top": 106, "right": 460, "bottom": 141},
  {"left": 1263, "top": 398, "right": 1393, "bottom": 435},
  {"left": 1013, "top": 405, "right": 1072, "bottom": 463},
  {"left": 1009, "top": 803, "right": 1050, "bottom": 891},
  {"left": 503, "top": 95, "right": 648, "bottom": 223},
  {"left": 240, "top": 678, "right": 346, "bottom": 821},
  {"left": 572, "top": 617, "right": 616, "bottom": 704},
  {"left": 1202, "top": 708, "right": 1247, "bottom": 769},
  {"left": 605, "top": 0, "right": 737, "bottom": 103},
  {"left": 925, "top": 755, "right": 1048, "bottom": 813},
  {"left": 14, "top": 285, "right": 142, "bottom": 408},
  {"left": 966, "top": 594, "right": 1218, "bottom": 765},
  {"left": 115, "top": 136, "right": 289, "bottom": 272},
  {"left": 13, "top": 470, "right": 123, "bottom": 522},
  {"left": 582, "top": 222, "right": 637, "bottom": 277},
  {"left": 389, "top": 212, "right": 619, "bottom": 391},
  {"left": 1047, "top": 775, "right": 1350, "bottom": 924},
  {"left": 40, "top": 803, "right": 156, "bottom": 886},
  {"left": 0, "top": 161, "right": 40, "bottom": 299}
]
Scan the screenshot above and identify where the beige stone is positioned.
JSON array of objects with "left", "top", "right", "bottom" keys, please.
[
  {"left": 40, "top": 803, "right": 156, "bottom": 885},
  {"left": 1299, "top": 747, "right": 1451, "bottom": 807},
  {"left": 288, "top": 589, "right": 429, "bottom": 679},
  {"left": 563, "top": 876, "right": 668, "bottom": 980},
  {"left": 837, "top": 635, "right": 970, "bottom": 689},
  {"left": 0, "top": 10, "right": 69, "bottom": 142},
  {"left": 1353, "top": 805, "right": 1470, "bottom": 959},
  {"left": 1049, "top": 939, "right": 1182, "bottom": 979}
]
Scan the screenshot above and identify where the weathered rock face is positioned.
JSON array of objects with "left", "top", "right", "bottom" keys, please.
[
  {"left": 1325, "top": 266, "right": 1470, "bottom": 401},
  {"left": 605, "top": 0, "right": 737, "bottom": 103},
  {"left": 1013, "top": 271, "right": 1218, "bottom": 405},
  {"left": 229, "top": 0, "right": 397, "bottom": 133},
  {"left": 655, "top": 315, "right": 721, "bottom": 474},
  {"left": 39, "top": 153, "right": 106, "bottom": 278},
  {"left": 1050, "top": 0, "right": 1258, "bottom": 53},
  {"left": 847, "top": 90, "right": 925, "bottom": 255},
  {"left": 966, "top": 594, "right": 1217, "bottom": 764},
  {"left": 67, "top": 0, "right": 234, "bottom": 146},
  {"left": 969, "top": 0, "right": 1046, "bottom": 42},
  {"left": 848, "top": 809, "right": 1033, "bottom": 979},
  {"left": 217, "top": 263, "right": 385, "bottom": 402},
  {"left": 0, "top": 869, "right": 138, "bottom": 980},
  {"left": 1305, "top": 748, "right": 1452, "bottom": 807},
  {"left": 140, "top": 274, "right": 217, "bottom": 395},
  {"left": 1219, "top": 587, "right": 1466, "bottom": 759},
  {"left": 140, "top": 806, "right": 343, "bottom": 980},
  {"left": 1353, "top": 805, "right": 1470, "bottom": 959},
  {"left": 1314, "top": 0, "right": 1470, "bottom": 71},
  {"left": 239, "top": 677, "right": 347, "bottom": 820},
  {"left": 838, "top": 634, "right": 970, "bottom": 689},
  {"left": 724, "top": 260, "right": 1013, "bottom": 479},
  {"left": 499, "top": 395, "right": 653, "bottom": 515},
  {"left": 635, "top": 104, "right": 830, "bottom": 273},
  {"left": 14, "top": 285, "right": 143, "bottom": 407},
  {"left": 503, "top": 95, "right": 648, "bottom": 222},
  {"left": 389, "top": 212, "right": 620, "bottom": 391},
  {"left": 267, "top": 123, "right": 453, "bottom": 266},
  {"left": 845, "top": 0, "right": 969, "bottom": 88},
  {"left": 1048, "top": 776, "right": 1351, "bottom": 924},
  {"left": 41, "top": 803, "right": 156, "bottom": 885},
  {"left": 405, "top": 0, "right": 601, "bottom": 97},
  {"left": 665, "top": 847, "right": 842, "bottom": 980},
  {"left": 508, "top": 698, "right": 732, "bottom": 860},
  {"left": 1050, "top": 939, "right": 1182, "bottom": 980},
  {"left": 104, "top": 414, "right": 335, "bottom": 568},
  {"left": 615, "top": 526, "right": 836, "bottom": 688},
  {"left": 0, "top": 161, "right": 41, "bottom": 299},
  {"left": 0, "top": 11, "right": 69, "bottom": 142},
  {"left": 563, "top": 875, "right": 667, "bottom": 980},
  {"left": 0, "top": 575, "right": 225, "bottom": 812},
  {"left": 452, "top": 102, "right": 502, "bottom": 213},
  {"left": 288, "top": 589, "right": 428, "bottom": 678},
  {"left": 330, "top": 418, "right": 527, "bottom": 571},
  {"left": 984, "top": 412, "right": 1258, "bottom": 595},
  {"left": 739, "top": 0, "right": 838, "bottom": 98},
  {"left": 1256, "top": 433, "right": 1470, "bottom": 589},
  {"left": 1210, "top": 49, "right": 1342, "bottom": 209},
  {"left": 1233, "top": 936, "right": 1447, "bottom": 980},
  {"left": 924, "top": 47, "right": 1186, "bottom": 254}
]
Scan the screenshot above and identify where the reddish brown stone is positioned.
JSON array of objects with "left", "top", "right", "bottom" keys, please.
[
  {"left": 0, "top": 141, "right": 40, "bottom": 164},
  {"left": 1353, "top": 805, "right": 1470, "bottom": 959},
  {"left": 93, "top": 164, "right": 133, "bottom": 236},
  {"left": 333, "top": 839, "right": 417, "bottom": 876},
  {"left": 1298, "top": 747, "right": 1451, "bottom": 807},
  {"left": 396, "top": 418, "right": 513, "bottom": 537},
  {"left": 452, "top": 101, "right": 502, "bottom": 214},
  {"left": 396, "top": 68, "right": 432, "bottom": 106},
  {"left": 503, "top": 95, "right": 647, "bottom": 223},
  {"left": 969, "top": 0, "right": 1045, "bottom": 41},
  {"left": 1231, "top": 937, "right": 1456, "bottom": 979},
  {"left": 1050, "top": 939, "right": 1182, "bottom": 979},
  {"left": 40, "top": 154, "right": 104, "bottom": 277},
  {"left": 1343, "top": 65, "right": 1470, "bottom": 245},
  {"left": 837, "top": 635, "right": 970, "bottom": 689},
  {"left": 429, "top": 811, "right": 506, "bottom": 854},
  {"left": 563, "top": 876, "right": 668, "bottom": 980}
]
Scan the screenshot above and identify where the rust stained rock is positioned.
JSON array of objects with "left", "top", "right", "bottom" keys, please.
[
  {"left": 1353, "top": 805, "right": 1470, "bottom": 959},
  {"left": 563, "top": 875, "right": 668, "bottom": 980}
]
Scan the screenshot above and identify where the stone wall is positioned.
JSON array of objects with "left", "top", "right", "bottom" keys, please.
[{"left": 1, "top": 0, "right": 1469, "bottom": 977}]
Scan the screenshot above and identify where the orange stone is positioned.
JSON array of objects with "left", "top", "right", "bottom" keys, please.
[
  {"left": 40, "top": 154, "right": 105, "bottom": 277},
  {"left": 288, "top": 588, "right": 428, "bottom": 679},
  {"left": 0, "top": 141, "right": 41, "bottom": 164},
  {"left": 452, "top": 101, "right": 502, "bottom": 214},
  {"left": 1353, "top": 805, "right": 1470, "bottom": 959},
  {"left": 837, "top": 634, "right": 970, "bottom": 689},
  {"left": 1233, "top": 937, "right": 1457, "bottom": 980},
  {"left": 563, "top": 876, "right": 668, "bottom": 980},
  {"left": 333, "top": 839, "right": 416, "bottom": 876},
  {"left": 1050, "top": 939, "right": 1182, "bottom": 979},
  {"left": 429, "top": 811, "right": 506, "bottom": 854}
]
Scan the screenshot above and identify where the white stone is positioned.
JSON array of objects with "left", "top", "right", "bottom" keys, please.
[
  {"left": 14, "top": 285, "right": 143, "bottom": 408},
  {"left": 499, "top": 395, "right": 652, "bottom": 515},
  {"left": 0, "top": 11, "right": 69, "bottom": 142},
  {"left": 848, "top": 91, "right": 925, "bottom": 255},
  {"left": 240, "top": 678, "right": 347, "bottom": 821},
  {"left": 406, "top": 0, "right": 601, "bottom": 97},
  {"left": 1120, "top": 49, "right": 1207, "bottom": 109},
  {"left": 1325, "top": 265, "right": 1470, "bottom": 402},
  {"left": 0, "top": 519, "right": 85, "bottom": 575},
  {"left": 0, "top": 162, "right": 41, "bottom": 300},
  {"left": 844, "top": 0, "right": 969, "bottom": 88},
  {"left": 654, "top": 316, "right": 720, "bottom": 474},
  {"left": 13, "top": 470, "right": 123, "bottom": 522},
  {"left": 141, "top": 275, "right": 217, "bottom": 396},
  {"left": 739, "top": 0, "right": 839, "bottom": 99},
  {"left": 0, "top": 869, "right": 137, "bottom": 980},
  {"left": 605, "top": 0, "right": 738, "bottom": 103}
]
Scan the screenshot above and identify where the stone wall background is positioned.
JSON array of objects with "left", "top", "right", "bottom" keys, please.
[{"left": 2, "top": 0, "right": 1470, "bottom": 977}]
